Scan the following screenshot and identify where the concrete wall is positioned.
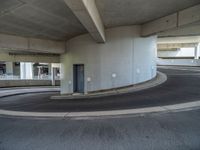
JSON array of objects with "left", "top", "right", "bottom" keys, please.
[
  {"left": 0, "top": 80, "right": 60, "bottom": 88},
  {"left": 157, "top": 58, "right": 200, "bottom": 66},
  {"left": 61, "top": 26, "right": 157, "bottom": 94},
  {"left": 158, "top": 48, "right": 195, "bottom": 58}
]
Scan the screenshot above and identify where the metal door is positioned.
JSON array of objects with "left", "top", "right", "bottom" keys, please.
[{"left": 73, "top": 64, "right": 84, "bottom": 93}]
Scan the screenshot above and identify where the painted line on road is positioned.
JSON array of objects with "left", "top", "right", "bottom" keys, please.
[{"left": 0, "top": 100, "right": 200, "bottom": 119}]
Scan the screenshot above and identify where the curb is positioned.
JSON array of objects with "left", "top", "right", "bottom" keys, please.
[
  {"left": 51, "top": 71, "right": 167, "bottom": 100},
  {"left": 0, "top": 88, "right": 60, "bottom": 98},
  {"left": 0, "top": 100, "right": 199, "bottom": 119}
]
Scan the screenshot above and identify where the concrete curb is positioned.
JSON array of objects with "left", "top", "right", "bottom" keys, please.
[
  {"left": 51, "top": 71, "right": 167, "bottom": 100},
  {"left": 0, "top": 100, "right": 200, "bottom": 119},
  {"left": 0, "top": 88, "right": 60, "bottom": 98}
]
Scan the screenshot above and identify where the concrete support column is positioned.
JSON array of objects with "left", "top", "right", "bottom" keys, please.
[
  {"left": 20, "top": 62, "right": 33, "bottom": 79},
  {"left": 48, "top": 63, "right": 52, "bottom": 81},
  {"left": 5, "top": 62, "right": 13, "bottom": 75},
  {"left": 51, "top": 68, "right": 56, "bottom": 86},
  {"left": 194, "top": 43, "right": 200, "bottom": 59},
  {"left": 48, "top": 64, "right": 52, "bottom": 76}
]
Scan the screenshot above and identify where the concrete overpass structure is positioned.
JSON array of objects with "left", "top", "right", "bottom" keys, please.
[
  {"left": 0, "top": 0, "right": 200, "bottom": 93},
  {"left": 1, "top": 1, "right": 200, "bottom": 149},
  {"left": 157, "top": 36, "right": 200, "bottom": 66}
]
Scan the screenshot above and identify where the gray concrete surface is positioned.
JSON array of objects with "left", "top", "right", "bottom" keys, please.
[
  {"left": 0, "top": 52, "right": 60, "bottom": 63},
  {"left": 157, "top": 59, "right": 200, "bottom": 67},
  {"left": 141, "top": 4, "right": 200, "bottom": 36},
  {"left": 0, "top": 109, "right": 200, "bottom": 150},
  {"left": 0, "top": 0, "right": 86, "bottom": 41},
  {"left": 0, "top": 80, "right": 60, "bottom": 88},
  {"left": 96, "top": 0, "right": 200, "bottom": 28},
  {"left": 64, "top": 0, "right": 106, "bottom": 43},
  {"left": 0, "top": 0, "right": 199, "bottom": 41},
  {"left": 0, "top": 33, "right": 65, "bottom": 54}
]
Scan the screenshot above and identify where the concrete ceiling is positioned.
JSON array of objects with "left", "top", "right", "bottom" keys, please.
[
  {"left": 0, "top": 0, "right": 200, "bottom": 41},
  {"left": 0, "top": 0, "right": 87, "bottom": 41},
  {"left": 96, "top": 0, "right": 200, "bottom": 28}
]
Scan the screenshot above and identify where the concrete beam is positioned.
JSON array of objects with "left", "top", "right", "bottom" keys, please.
[
  {"left": 158, "top": 43, "right": 198, "bottom": 49},
  {"left": 179, "top": 4, "right": 200, "bottom": 26},
  {"left": 142, "top": 14, "right": 177, "bottom": 36},
  {"left": 64, "top": 0, "right": 105, "bottom": 43},
  {"left": 158, "top": 36, "right": 200, "bottom": 44},
  {"left": 158, "top": 24, "right": 200, "bottom": 37},
  {"left": 142, "top": 4, "right": 200, "bottom": 36},
  {"left": 0, "top": 34, "right": 65, "bottom": 54},
  {"left": 0, "top": 53, "right": 60, "bottom": 63}
]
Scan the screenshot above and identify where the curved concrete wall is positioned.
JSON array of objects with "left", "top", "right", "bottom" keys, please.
[{"left": 61, "top": 26, "right": 157, "bottom": 94}]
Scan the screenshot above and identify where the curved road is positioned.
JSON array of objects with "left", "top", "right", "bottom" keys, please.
[
  {"left": 0, "top": 66, "right": 200, "bottom": 112},
  {"left": 0, "top": 66, "right": 200, "bottom": 150}
]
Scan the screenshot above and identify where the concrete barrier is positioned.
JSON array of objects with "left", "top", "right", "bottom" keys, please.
[
  {"left": 0, "top": 80, "right": 60, "bottom": 88},
  {"left": 157, "top": 58, "right": 200, "bottom": 66}
]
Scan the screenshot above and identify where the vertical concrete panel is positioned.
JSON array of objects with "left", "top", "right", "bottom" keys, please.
[
  {"left": 100, "top": 27, "right": 135, "bottom": 89},
  {"left": 20, "top": 62, "right": 33, "bottom": 80},
  {"left": 133, "top": 36, "right": 157, "bottom": 84},
  {"left": 5, "top": 62, "right": 14, "bottom": 75}
]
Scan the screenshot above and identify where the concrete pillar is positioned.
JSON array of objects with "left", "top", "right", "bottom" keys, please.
[
  {"left": 51, "top": 68, "right": 56, "bottom": 86},
  {"left": 37, "top": 66, "right": 42, "bottom": 79},
  {"left": 5, "top": 62, "right": 13, "bottom": 75},
  {"left": 20, "top": 62, "right": 33, "bottom": 79},
  {"left": 194, "top": 43, "right": 200, "bottom": 59},
  {"left": 51, "top": 63, "right": 61, "bottom": 85},
  {"left": 48, "top": 64, "right": 52, "bottom": 78}
]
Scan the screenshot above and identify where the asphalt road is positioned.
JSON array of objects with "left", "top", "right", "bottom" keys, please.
[
  {"left": 0, "top": 109, "right": 200, "bottom": 150},
  {"left": 0, "top": 67, "right": 200, "bottom": 112},
  {"left": 0, "top": 66, "right": 200, "bottom": 150}
]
